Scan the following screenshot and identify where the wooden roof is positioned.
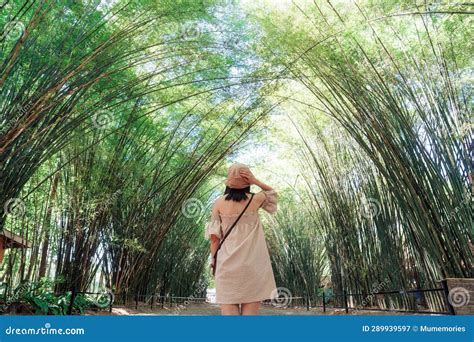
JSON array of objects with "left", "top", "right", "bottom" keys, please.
[{"left": 0, "top": 229, "right": 31, "bottom": 248}]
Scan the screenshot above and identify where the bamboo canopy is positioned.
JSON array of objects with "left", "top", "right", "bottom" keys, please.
[{"left": 0, "top": 0, "right": 471, "bottom": 314}]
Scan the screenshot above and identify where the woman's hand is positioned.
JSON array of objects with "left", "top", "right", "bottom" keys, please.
[
  {"left": 240, "top": 169, "right": 273, "bottom": 191},
  {"left": 240, "top": 169, "right": 257, "bottom": 184}
]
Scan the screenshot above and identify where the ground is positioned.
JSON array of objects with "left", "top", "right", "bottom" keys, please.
[{"left": 88, "top": 303, "right": 436, "bottom": 316}]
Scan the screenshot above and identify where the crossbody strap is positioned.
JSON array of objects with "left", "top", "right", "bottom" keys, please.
[{"left": 213, "top": 193, "right": 254, "bottom": 258}]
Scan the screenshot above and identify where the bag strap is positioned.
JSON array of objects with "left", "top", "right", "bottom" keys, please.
[{"left": 213, "top": 193, "right": 254, "bottom": 258}]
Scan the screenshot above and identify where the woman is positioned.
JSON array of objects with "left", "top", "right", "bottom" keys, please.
[{"left": 205, "top": 163, "right": 278, "bottom": 315}]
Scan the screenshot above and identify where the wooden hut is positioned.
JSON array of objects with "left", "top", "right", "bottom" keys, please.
[{"left": 0, "top": 229, "right": 31, "bottom": 263}]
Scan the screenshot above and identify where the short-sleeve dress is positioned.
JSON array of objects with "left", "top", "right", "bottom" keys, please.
[{"left": 205, "top": 190, "right": 278, "bottom": 304}]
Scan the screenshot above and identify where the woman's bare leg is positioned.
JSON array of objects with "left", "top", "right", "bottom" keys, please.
[
  {"left": 241, "top": 302, "right": 260, "bottom": 315},
  {"left": 221, "top": 304, "right": 240, "bottom": 315}
]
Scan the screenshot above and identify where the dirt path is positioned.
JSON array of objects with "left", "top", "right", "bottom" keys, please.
[{"left": 90, "top": 303, "right": 434, "bottom": 316}]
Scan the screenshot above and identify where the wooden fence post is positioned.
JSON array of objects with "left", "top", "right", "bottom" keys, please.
[
  {"left": 344, "top": 290, "right": 348, "bottom": 314},
  {"left": 108, "top": 292, "right": 113, "bottom": 313},
  {"left": 441, "top": 279, "right": 456, "bottom": 315},
  {"left": 67, "top": 286, "right": 76, "bottom": 315}
]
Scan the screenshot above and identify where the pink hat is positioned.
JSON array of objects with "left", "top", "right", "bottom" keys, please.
[{"left": 225, "top": 163, "right": 251, "bottom": 189}]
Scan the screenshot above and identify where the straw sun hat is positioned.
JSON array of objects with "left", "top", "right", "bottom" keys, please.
[{"left": 224, "top": 163, "right": 252, "bottom": 189}]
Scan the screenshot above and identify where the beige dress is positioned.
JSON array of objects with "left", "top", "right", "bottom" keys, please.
[{"left": 205, "top": 190, "right": 278, "bottom": 304}]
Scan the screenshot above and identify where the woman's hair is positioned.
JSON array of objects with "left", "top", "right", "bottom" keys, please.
[{"left": 224, "top": 186, "right": 251, "bottom": 202}]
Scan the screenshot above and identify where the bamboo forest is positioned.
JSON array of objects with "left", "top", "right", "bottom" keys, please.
[{"left": 0, "top": 0, "right": 472, "bottom": 316}]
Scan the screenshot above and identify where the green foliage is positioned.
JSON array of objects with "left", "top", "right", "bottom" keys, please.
[
  {"left": 1, "top": 278, "right": 106, "bottom": 315},
  {"left": 251, "top": 0, "right": 472, "bottom": 311},
  {"left": 1, "top": 0, "right": 471, "bottom": 315},
  {"left": 266, "top": 201, "right": 327, "bottom": 301},
  {"left": 0, "top": 0, "right": 271, "bottom": 304}
]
